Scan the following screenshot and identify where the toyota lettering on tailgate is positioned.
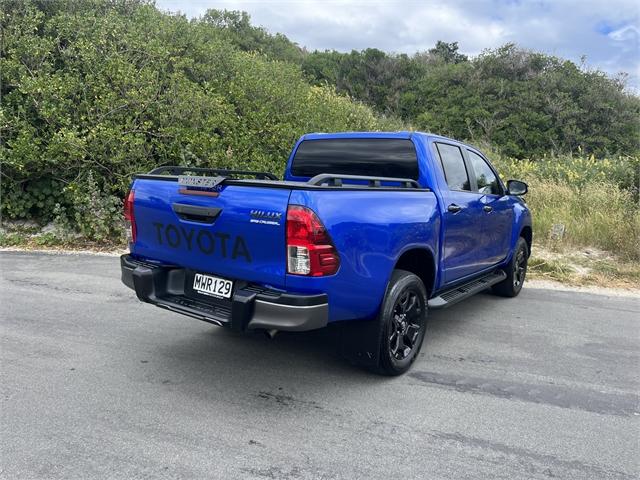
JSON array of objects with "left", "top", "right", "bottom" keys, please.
[{"left": 151, "top": 222, "right": 252, "bottom": 262}]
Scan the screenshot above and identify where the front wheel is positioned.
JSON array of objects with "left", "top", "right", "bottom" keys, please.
[
  {"left": 372, "top": 270, "right": 428, "bottom": 376},
  {"left": 492, "top": 237, "right": 529, "bottom": 297}
]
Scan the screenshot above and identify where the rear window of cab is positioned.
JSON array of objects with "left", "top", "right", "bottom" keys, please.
[{"left": 291, "top": 138, "right": 419, "bottom": 179}]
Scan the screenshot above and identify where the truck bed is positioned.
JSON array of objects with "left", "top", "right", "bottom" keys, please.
[{"left": 128, "top": 168, "right": 438, "bottom": 321}]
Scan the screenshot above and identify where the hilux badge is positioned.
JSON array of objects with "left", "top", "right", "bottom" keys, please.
[{"left": 250, "top": 210, "right": 282, "bottom": 226}]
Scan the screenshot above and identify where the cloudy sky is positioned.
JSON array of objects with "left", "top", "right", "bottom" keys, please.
[{"left": 156, "top": 0, "right": 640, "bottom": 89}]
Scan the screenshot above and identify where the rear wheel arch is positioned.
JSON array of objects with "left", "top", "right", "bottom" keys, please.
[{"left": 394, "top": 248, "right": 436, "bottom": 297}]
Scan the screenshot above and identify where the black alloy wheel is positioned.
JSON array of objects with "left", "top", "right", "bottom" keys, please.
[
  {"left": 389, "top": 289, "right": 423, "bottom": 361},
  {"left": 374, "top": 270, "right": 428, "bottom": 376},
  {"left": 492, "top": 237, "right": 529, "bottom": 297},
  {"left": 513, "top": 247, "right": 527, "bottom": 289}
]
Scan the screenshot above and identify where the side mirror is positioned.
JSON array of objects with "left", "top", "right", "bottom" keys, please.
[{"left": 507, "top": 179, "right": 528, "bottom": 196}]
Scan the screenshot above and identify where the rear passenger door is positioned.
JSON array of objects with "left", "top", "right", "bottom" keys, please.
[
  {"left": 434, "top": 142, "right": 486, "bottom": 284},
  {"left": 466, "top": 149, "right": 514, "bottom": 267}
]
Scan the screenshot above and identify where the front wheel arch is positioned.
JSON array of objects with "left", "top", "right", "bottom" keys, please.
[{"left": 520, "top": 226, "right": 532, "bottom": 257}]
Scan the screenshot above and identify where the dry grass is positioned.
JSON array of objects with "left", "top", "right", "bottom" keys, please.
[
  {"left": 493, "top": 154, "right": 640, "bottom": 262},
  {"left": 528, "top": 246, "right": 640, "bottom": 290},
  {"left": 525, "top": 180, "right": 640, "bottom": 261},
  {"left": 0, "top": 231, "right": 125, "bottom": 254}
]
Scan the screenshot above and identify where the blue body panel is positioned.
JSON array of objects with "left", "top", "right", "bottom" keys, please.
[
  {"left": 131, "top": 131, "right": 531, "bottom": 324},
  {"left": 286, "top": 189, "right": 439, "bottom": 321}
]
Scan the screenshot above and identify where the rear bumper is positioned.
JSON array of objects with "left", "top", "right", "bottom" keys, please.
[{"left": 120, "top": 255, "right": 328, "bottom": 332}]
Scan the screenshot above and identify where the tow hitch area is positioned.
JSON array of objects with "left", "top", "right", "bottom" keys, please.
[{"left": 120, "top": 255, "right": 328, "bottom": 332}]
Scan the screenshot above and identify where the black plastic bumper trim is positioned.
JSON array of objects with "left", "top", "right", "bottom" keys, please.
[
  {"left": 254, "top": 291, "right": 327, "bottom": 307},
  {"left": 120, "top": 255, "right": 328, "bottom": 332}
]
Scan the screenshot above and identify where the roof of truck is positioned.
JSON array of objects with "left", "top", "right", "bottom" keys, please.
[{"left": 300, "top": 131, "right": 465, "bottom": 145}]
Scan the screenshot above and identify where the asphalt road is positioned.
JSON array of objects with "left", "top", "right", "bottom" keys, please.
[{"left": 1, "top": 251, "right": 639, "bottom": 480}]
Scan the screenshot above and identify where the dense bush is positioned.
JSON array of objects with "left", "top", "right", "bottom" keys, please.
[
  {"left": 1, "top": 0, "right": 639, "bottom": 260},
  {"left": 0, "top": 0, "right": 400, "bottom": 236},
  {"left": 300, "top": 45, "right": 640, "bottom": 158},
  {"left": 51, "top": 172, "right": 124, "bottom": 242}
]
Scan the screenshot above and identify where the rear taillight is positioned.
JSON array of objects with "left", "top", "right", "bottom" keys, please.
[
  {"left": 286, "top": 205, "right": 340, "bottom": 276},
  {"left": 123, "top": 189, "right": 136, "bottom": 246}
]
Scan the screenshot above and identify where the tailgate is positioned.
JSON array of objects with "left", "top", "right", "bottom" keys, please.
[{"left": 131, "top": 178, "right": 291, "bottom": 289}]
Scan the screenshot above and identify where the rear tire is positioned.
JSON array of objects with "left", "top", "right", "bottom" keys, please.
[
  {"left": 492, "top": 237, "right": 528, "bottom": 298},
  {"left": 371, "top": 270, "right": 427, "bottom": 376}
]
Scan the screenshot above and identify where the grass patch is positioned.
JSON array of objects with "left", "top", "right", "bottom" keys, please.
[
  {"left": 0, "top": 230, "right": 124, "bottom": 253},
  {"left": 493, "top": 154, "right": 640, "bottom": 262},
  {"left": 528, "top": 255, "right": 575, "bottom": 283},
  {"left": 583, "top": 259, "right": 640, "bottom": 287},
  {"left": 525, "top": 180, "right": 640, "bottom": 260},
  {"left": 528, "top": 247, "right": 640, "bottom": 289},
  {"left": 0, "top": 232, "right": 26, "bottom": 247}
]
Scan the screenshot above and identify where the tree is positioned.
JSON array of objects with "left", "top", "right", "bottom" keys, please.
[{"left": 428, "top": 41, "right": 468, "bottom": 64}]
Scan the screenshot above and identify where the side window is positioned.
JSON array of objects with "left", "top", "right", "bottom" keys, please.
[
  {"left": 435, "top": 143, "right": 470, "bottom": 191},
  {"left": 467, "top": 151, "right": 501, "bottom": 195}
]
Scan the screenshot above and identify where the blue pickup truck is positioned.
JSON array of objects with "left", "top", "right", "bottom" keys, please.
[{"left": 121, "top": 132, "right": 531, "bottom": 375}]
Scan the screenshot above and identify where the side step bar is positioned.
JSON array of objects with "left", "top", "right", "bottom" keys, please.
[{"left": 428, "top": 271, "right": 507, "bottom": 309}]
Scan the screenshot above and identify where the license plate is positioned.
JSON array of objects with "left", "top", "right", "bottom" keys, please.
[{"left": 192, "top": 273, "right": 233, "bottom": 299}]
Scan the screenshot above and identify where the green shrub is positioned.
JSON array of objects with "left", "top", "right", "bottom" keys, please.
[
  {"left": 1, "top": 0, "right": 638, "bottom": 260},
  {"left": 0, "top": 0, "right": 400, "bottom": 237},
  {"left": 52, "top": 172, "right": 124, "bottom": 242}
]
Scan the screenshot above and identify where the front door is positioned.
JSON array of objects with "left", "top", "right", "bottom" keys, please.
[{"left": 466, "top": 149, "right": 514, "bottom": 267}]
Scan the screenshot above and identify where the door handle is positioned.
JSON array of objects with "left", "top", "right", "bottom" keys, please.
[
  {"left": 483, "top": 205, "right": 493, "bottom": 213},
  {"left": 448, "top": 204, "right": 463, "bottom": 213}
]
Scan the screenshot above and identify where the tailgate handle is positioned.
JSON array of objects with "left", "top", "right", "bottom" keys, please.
[{"left": 172, "top": 203, "right": 222, "bottom": 223}]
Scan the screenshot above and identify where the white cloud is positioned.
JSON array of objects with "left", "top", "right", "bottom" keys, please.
[
  {"left": 609, "top": 24, "right": 639, "bottom": 45},
  {"left": 156, "top": 0, "right": 640, "bottom": 89}
]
